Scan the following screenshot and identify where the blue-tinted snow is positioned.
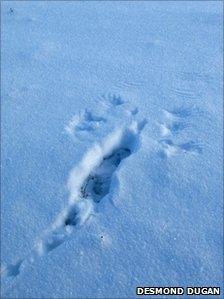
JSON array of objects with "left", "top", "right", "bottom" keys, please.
[{"left": 1, "top": 1, "right": 223, "bottom": 298}]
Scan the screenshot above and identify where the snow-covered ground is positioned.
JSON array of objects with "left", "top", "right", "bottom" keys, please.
[{"left": 1, "top": 1, "right": 223, "bottom": 298}]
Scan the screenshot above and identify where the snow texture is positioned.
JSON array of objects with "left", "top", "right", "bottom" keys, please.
[{"left": 1, "top": 1, "right": 223, "bottom": 298}]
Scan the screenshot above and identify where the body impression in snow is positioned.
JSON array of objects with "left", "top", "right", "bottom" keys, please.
[
  {"left": 64, "top": 120, "right": 146, "bottom": 226},
  {"left": 38, "top": 118, "right": 147, "bottom": 256},
  {"left": 65, "top": 148, "right": 131, "bottom": 225},
  {"left": 1, "top": 110, "right": 147, "bottom": 277}
]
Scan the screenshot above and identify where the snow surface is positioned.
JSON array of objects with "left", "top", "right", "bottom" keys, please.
[{"left": 1, "top": 1, "right": 223, "bottom": 298}]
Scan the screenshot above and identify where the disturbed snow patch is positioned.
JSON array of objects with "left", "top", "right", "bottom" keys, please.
[
  {"left": 1, "top": 99, "right": 147, "bottom": 277},
  {"left": 57, "top": 119, "right": 146, "bottom": 229},
  {"left": 35, "top": 119, "right": 147, "bottom": 257}
]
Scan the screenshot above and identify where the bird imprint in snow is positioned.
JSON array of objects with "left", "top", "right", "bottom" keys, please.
[
  {"left": 65, "top": 109, "right": 106, "bottom": 135},
  {"left": 1, "top": 100, "right": 147, "bottom": 278},
  {"left": 99, "top": 93, "right": 125, "bottom": 107},
  {"left": 65, "top": 147, "right": 131, "bottom": 225},
  {"left": 159, "top": 108, "right": 191, "bottom": 137},
  {"left": 158, "top": 139, "right": 202, "bottom": 158},
  {"left": 98, "top": 93, "right": 139, "bottom": 117},
  {"left": 80, "top": 148, "right": 131, "bottom": 202},
  {"left": 40, "top": 118, "right": 147, "bottom": 254},
  {"left": 65, "top": 94, "right": 138, "bottom": 137},
  {"left": 159, "top": 108, "right": 202, "bottom": 158}
]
